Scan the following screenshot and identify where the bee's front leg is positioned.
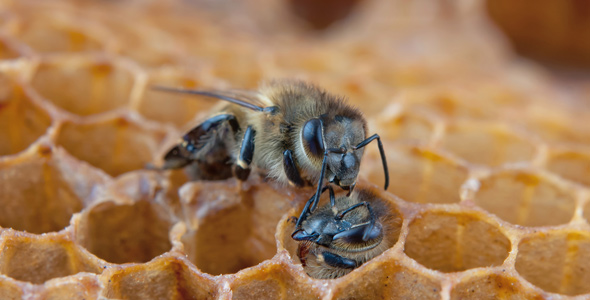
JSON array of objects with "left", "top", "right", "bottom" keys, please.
[{"left": 234, "top": 125, "right": 256, "bottom": 181}]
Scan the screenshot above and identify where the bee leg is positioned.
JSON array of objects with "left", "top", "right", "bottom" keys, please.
[
  {"left": 283, "top": 150, "right": 305, "bottom": 187},
  {"left": 295, "top": 193, "right": 318, "bottom": 228},
  {"left": 234, "top": 125, "right": 256, "bottom": 181},
  {"left": 335, "top": 202, "right": 376, "bottom": 241},
  {"left": 321, "top": 251, "right": 358, "bottom": 269},
  {"left": 353, "top": 134, "right": 389, "bottom": 190},
  {"left": 326, "top": 185, "right": 335, "bottom": 207}
]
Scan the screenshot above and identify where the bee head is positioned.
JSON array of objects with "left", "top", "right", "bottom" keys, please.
[
  {"left": 292, "top": 193, "right": 382, "bottom": 252},
  {"left": 300, "top": 115, "right": 367, "bottom": 189}
]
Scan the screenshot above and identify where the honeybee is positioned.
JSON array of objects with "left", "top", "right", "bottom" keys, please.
[
  {"left": 291, "top": 187, "right": 399, "bottom": 279},
  {"left": 154, "top": 80, "right": 389, "bottom": 207}
]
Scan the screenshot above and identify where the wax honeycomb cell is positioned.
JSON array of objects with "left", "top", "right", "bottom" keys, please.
[
  {"left": 404, "top": 211, "right": 511, "bottom": 272},
  {"left": 75, "top": 199, "right": 173, "bottom": 264},
  {"left": 0, "top": 231, "right": 102, "bottom": 284},
  {"left": 440, "top": 122, "right": 537, "bottom": 167},
  {"left": 0, "top": 145, "right": 91, "bottom": 234},
  {"left": 364, "top": 144, "right": 468, "bottom": 204},
  {"left": 55, "top": 117, "right": 166, "bottom": 177},
  {"left": 31, "top": 55, "right": 136, "bottom": 116},
  {"left": 229, "top": 260, "right": 323, "bottom": 300},
  {"left": 179, "top": 179, "right": 296, "bottom": 275},
  {"left": 515, "top": 230, "right": 590, "bottom": 296},
  {"left": 450, "top": 272, "right": 540, "bottom": 300},
  {"left": 102, "top": 256, "right": 219, "bottom": 300},
  {"left": 473, "top": 170, "right": 576, "bottom": 226}
]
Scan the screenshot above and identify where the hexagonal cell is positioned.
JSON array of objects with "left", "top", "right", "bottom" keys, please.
[
  {"left": 0, "top": 231, "right": 102, "bottom": 284},
  {"left": 440, "top": 123, "right": 537, "bottom": 167},
  {"left": 75, "top": 199, "right": 173, "bottom": 264},
  {"left": 103, "top": 256, "right": 218, "bottom": 300},
  {"left": 0, "top": 75, "right": 52, "bottom": 156},
  {"left": 451, "top": 272, "right": 541, "bottom": 300},
  {"left": 138, "top": 71, "right": 220, "bottom": 127},
  {"left": 405, "top": 211, "right": 510, "bottom": 273},
  {"left": 281, "top": 187, "right": 403, "bottom": 279},
  {"left": 473, "top": 171, "right": 576, "bottom": 226},
  {"left": 332, "top": 262, "right": 442, "bottom": 300},
  {"left": 31, "top": 56, "right": 135, "bottom": 116},
  {"left": 0, "top": 276, "right": 22, "bottom": 300},
  {"left": 516, "top": 230, "right": 590, "bottom": 296},
  {"left": 55, "top": 117, "right": 166, "bottom": 177},
  {"left": 546, "top": 150, "right": 590, "bottom": 187},
  {"left": 363, "top": 144, "right": 468, "bottom": 204},
  {"left": 13, "top": 14, "right": 104, "bottom": 53},
  {"left": 180, "top": 179, "right": 296, "bottom": 275},
  {"left": 230, "top": 261, "right": 322, "bottom": 300},
  {"left": 41, "top": 274, "right": 101, "bottom": 300},
  {"left": 0, "top": 145, "right": 105, "bottom": 234},
  {"left": 376, "top": 109, "right": 435, "bottom": 145}
]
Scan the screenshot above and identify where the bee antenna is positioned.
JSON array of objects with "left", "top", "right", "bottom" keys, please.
[
  {"left": 353, "top": 134, "right": 389, "bottom": 190},
  {"left": 295, "top": 186, "right": 328, "bottom": 228},
  {"left": 151, "top": 85, "right": 264, "bottom": 112}
]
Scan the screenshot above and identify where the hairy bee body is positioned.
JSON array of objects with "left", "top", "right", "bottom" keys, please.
[
  {"left": 293, "top": 189, "right": 400, "bottom": 279},
  {"left": 238, "top": 81, "right": 365, "bottom": 185},
  {"left": 158, "top": 80, "right": 384, "bottom": 191}
]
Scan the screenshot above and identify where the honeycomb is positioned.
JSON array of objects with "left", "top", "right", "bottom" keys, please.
[{"left": 1, "top": 0, "right": 590, "bottom": 299}]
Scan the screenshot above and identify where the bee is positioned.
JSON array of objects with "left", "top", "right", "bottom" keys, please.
[
  {"left": 154, "top": 80, "right": 389, "bottom": 207},
  {"left": 291, "top": 186, "right": 399, "bottom": 279}
]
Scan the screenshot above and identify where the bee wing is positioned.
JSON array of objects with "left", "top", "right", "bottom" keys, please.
[
  {"left": 152, "top": 86, "right": 273, "bottom": 112},
  {"left": 190, "top": 121, "right": 230, "bottom": 156},
  {"left": 218, "top": 88, "right": 274, "bottom": 108}
]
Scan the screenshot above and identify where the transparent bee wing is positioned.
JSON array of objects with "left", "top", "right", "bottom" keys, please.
[{"left": 152, "top": 86, "right": 270, "bottom": 112}]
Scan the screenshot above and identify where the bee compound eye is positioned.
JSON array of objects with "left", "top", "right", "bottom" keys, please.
[{"left": 301, "top": 118, "right": 325, "bottom": 157}]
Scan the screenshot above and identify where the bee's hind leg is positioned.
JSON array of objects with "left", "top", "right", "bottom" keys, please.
[{"left": 234, "top": 125, "right": 256, "bottom": 181}]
